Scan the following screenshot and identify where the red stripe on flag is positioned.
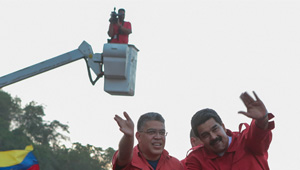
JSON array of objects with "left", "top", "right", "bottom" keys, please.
[{"left": 27, "top": 164, "right": 40, "bottom": 170}]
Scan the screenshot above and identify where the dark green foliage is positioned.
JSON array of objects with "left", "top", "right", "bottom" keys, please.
[
  {"left": 0, "top": 90, "right": 21, "bottom": 130},
  {"left": 0, "top": 90, "right": 115, "bottom": 170}
]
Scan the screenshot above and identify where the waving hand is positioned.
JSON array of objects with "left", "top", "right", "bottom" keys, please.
[{"left": 238, "top": 91, "right": 269, "bottom": 129}]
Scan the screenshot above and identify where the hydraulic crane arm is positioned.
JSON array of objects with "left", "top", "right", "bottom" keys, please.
[{"left": 0, "top": 41, "right": 99, "bottom": 89}]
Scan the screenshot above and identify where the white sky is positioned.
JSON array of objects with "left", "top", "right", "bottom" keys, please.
[{"left": 1, "top": 0, "right": 299, "bottom": 169}]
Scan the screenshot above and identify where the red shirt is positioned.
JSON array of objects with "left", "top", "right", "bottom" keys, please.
[
  {"left": 112, "top": 145, "right": 184, "bottom": 170},
  {"left": 186, "top": 114, "right": 275, "bottom": 170},
  {"left": 110, "top": 21, "right": 131, "bottom": 44},
  {"left": 181, "top": 145, "right": 202, "bottom": 170}
]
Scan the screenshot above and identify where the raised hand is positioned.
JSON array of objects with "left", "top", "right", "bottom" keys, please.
[
  {"left": 114, "top": 111, "right": 134, "bottom": 137},
  {"left": 238, "top": 91, "right": 268, "bottom": 120}
]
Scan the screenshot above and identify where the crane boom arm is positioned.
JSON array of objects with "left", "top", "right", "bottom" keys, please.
[{"left": 0, "top": 41, "right": 93, "bottom": 88}]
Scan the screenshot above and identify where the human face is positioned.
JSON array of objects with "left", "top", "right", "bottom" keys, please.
[
  {"left": 118, "top": 11, "right": 125, "bottom": 21},
  {"left": 197, "top": 118, "right": 229, "bottom": 155},
  {"left": 136, "top": 120, "right": 166, "bottom": 161}
]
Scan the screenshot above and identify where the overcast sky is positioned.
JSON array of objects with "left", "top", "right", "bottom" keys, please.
[{"left": 1, "top": 0, "right": 299, "bottom": 169}]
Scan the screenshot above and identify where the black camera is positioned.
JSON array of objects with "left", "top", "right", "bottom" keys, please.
[{"left": 109, "top": 7, "right": 123, "bottom": 23}]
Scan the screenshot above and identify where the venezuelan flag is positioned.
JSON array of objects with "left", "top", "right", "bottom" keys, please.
[{"left": 0, "top": 145, "right": 39, "bottom": 170}]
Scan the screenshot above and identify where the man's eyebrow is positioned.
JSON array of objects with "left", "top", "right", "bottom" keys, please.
[
  {"left": 199, "top": 131, "right": 208, "bottom": 137},
  {"left": 211, "top": 124, "right": 219, "bottom": 129},
  {"left": 199, "top": 124, "right": 219, "bottom": 135},
  {"left": 146, "top": 128, "right": 156, "bottom": 131},
  {"left": 146, "top": 128, "right": 165, "bottom": 131}
]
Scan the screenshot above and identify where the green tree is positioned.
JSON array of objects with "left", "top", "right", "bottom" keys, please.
[
  {"left": 0, "top": 90, "right": 22, "bottom": 131},
  {"left": 16, "top": 101, "right": 70, "bottom": 146},
  {"left": 0, "top": 90, "right": 30, "bottom": 150},
  {"left": 0, "top": 90, "right": 115, "bottom": 170}
]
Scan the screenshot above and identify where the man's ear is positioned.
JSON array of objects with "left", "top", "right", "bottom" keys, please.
[
  {"left": 190, "top": 137, "right": 196, "bottom": 147},
  {"left": 135, "top": 131, "right": 141, "bottom": 142},
  {"left": 222, "top": 123, "right": 227, "bottom": 132},
  {"left": 190, "top": 137, "right": 195, "bottom": 144}
]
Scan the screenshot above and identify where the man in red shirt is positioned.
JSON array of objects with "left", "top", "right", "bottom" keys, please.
[
  {"left": 186, "top": 91, "right": 275, "bottom": 170},
  {"left": 108, "top": 8, "right": 132, "bottom": 44},
  {"left": 181, "top": 129, "right": 203, "bottom": 170},
  {"left": 113, "top": 112, "right": 183, "bottom": 170}
]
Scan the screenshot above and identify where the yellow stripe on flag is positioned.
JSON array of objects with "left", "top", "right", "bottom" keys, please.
[{"left": 0, "top": 145, "right": 33, "bottom": 167}]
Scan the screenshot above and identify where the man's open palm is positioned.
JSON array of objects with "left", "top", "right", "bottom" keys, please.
[
  {"left": 238, "top": 91, "right": 267, "bottom": 119},
  {"left": 114, "top": 112, "right": 134, "bottom": 137}
]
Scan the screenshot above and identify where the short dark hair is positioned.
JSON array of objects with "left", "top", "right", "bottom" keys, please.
[
  {"left": 190, "top": 129, "right": 197, "bottom": 138},
  {"left": 137, "top": 112, "right": 165, "bottom": 131},
  {"left": 118, "top": 8, "right": 125, "bottom": 13},
  {"left": 191, "top": 108, "right": 223, "bottom": 137}
]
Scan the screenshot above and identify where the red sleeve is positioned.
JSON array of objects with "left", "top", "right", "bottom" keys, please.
[
  {"left": 112, "top": 150, "right": 119, "bottom": 170},
  {"left": 185, "top": 150, "right": 202, "bottom": 170},
  {"left": 124, "top": 22, "right": 131, "bottom": 30},
  {"left": 181, "top": 158, "right": 187, "bottom": 170},
  {"left": 112, "top": 150, "right": 132, "bottom": 170},
  {"left": 246, "top": 113, "right": 275, "bottom": 155}
]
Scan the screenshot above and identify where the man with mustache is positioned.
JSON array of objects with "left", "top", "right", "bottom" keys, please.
[
  {"left": 113, "top": 112, "right": 183, "bottom": 170},
  {"left": 186, "top": 91, "right": 275, "bottom": 170}
]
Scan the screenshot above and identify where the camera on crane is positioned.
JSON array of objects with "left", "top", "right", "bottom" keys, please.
[{"left": 109, "top": 7, "right": 124, "bottom": 24}]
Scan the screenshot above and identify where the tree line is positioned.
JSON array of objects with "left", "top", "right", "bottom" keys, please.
[{"left": 0, "top": 90, "right": 115, "bottom": 170}]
